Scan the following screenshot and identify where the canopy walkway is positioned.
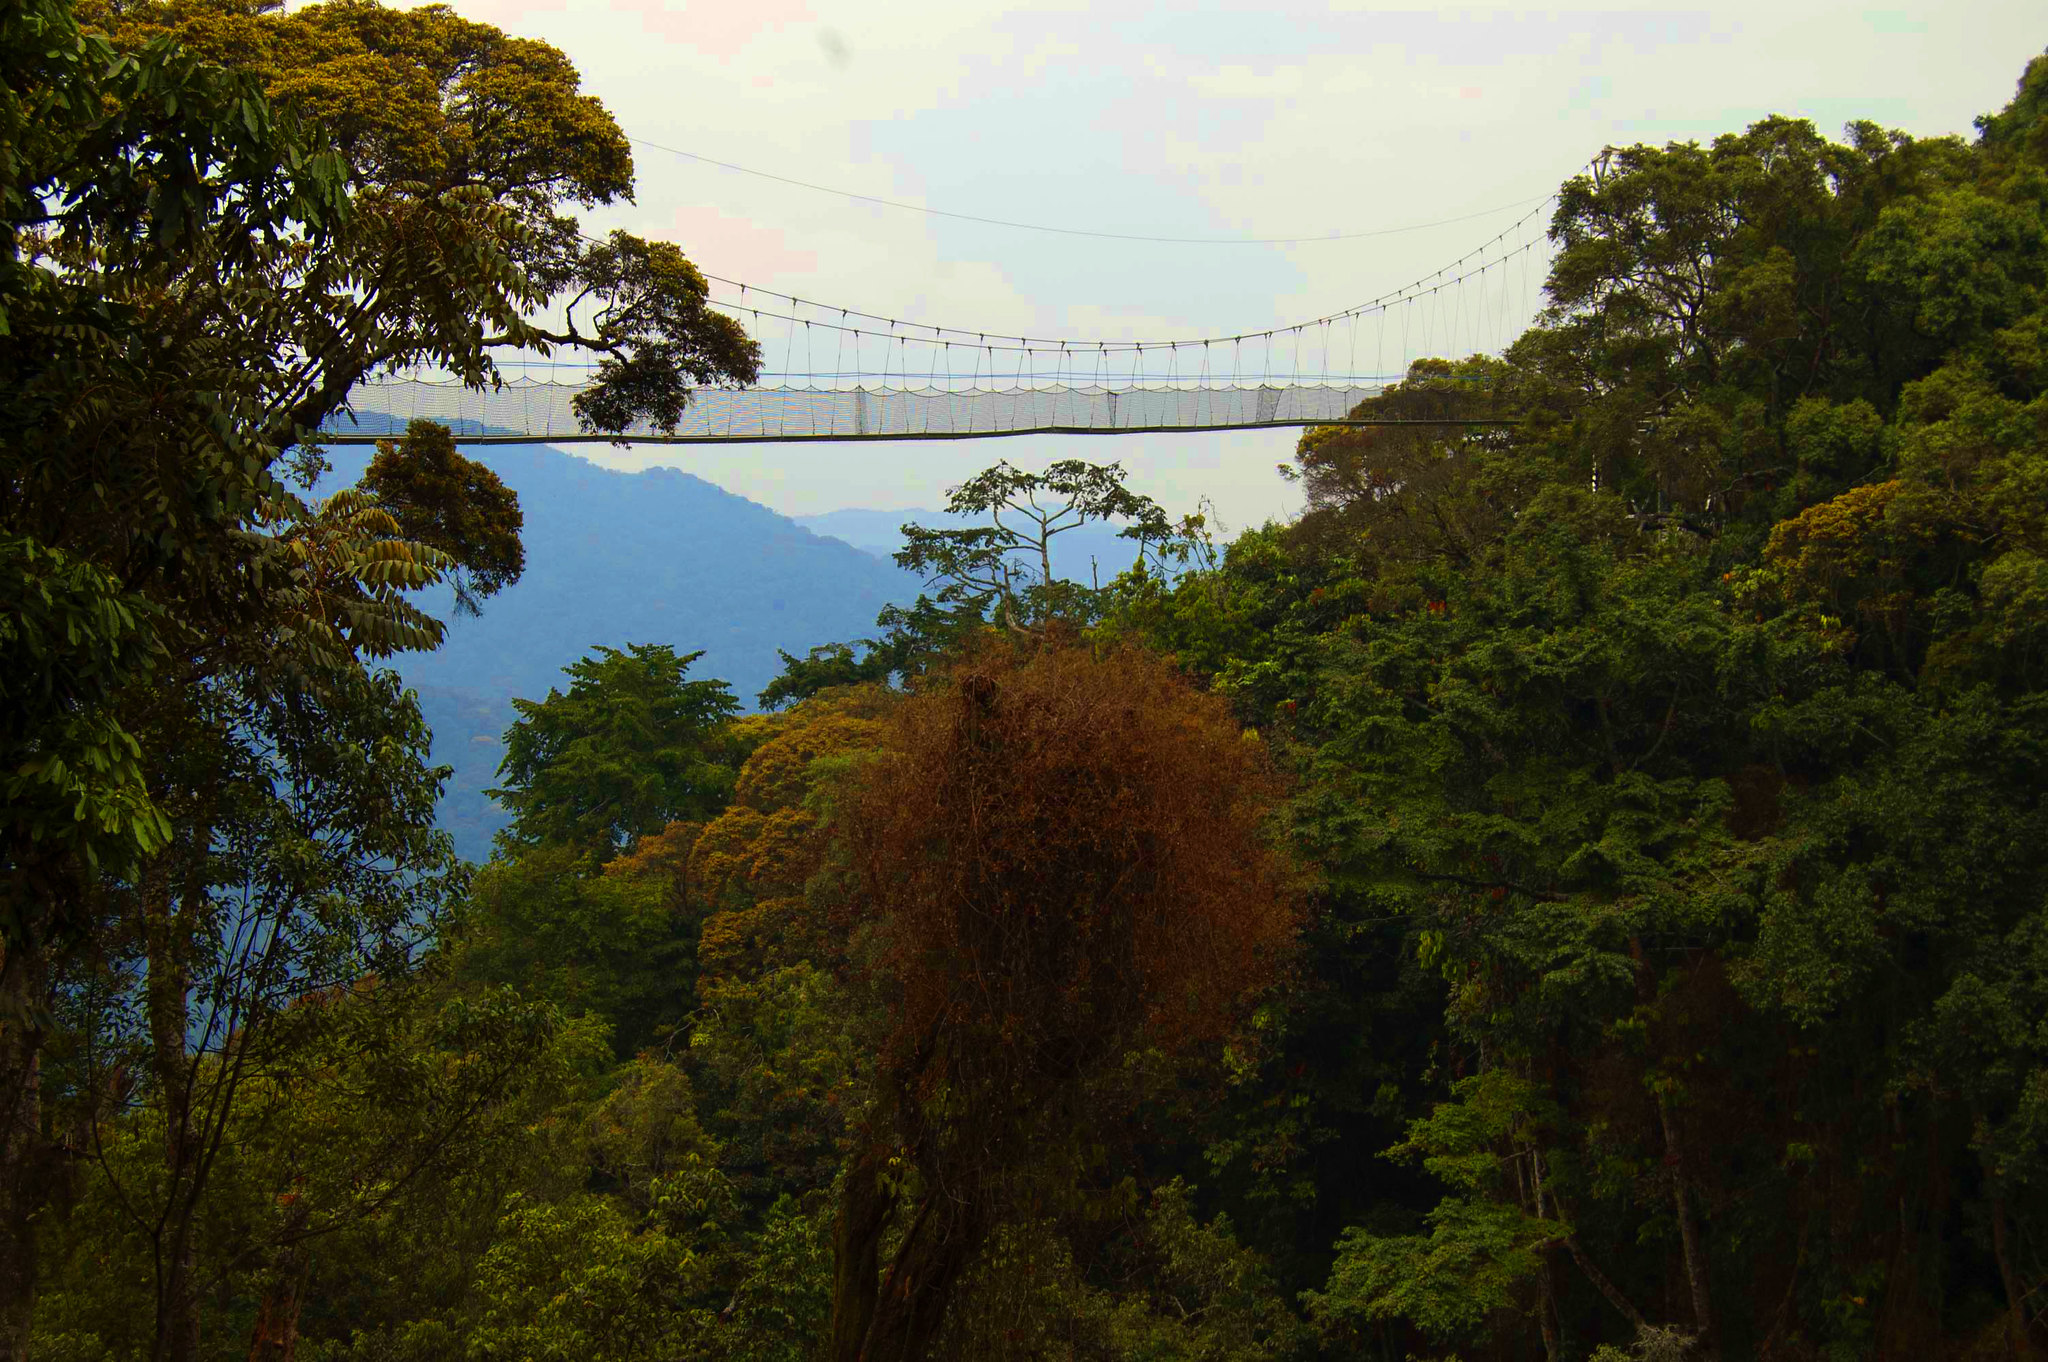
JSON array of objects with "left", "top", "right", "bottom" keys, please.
[
  {"left": 322, "top": 198, "right": 1550, "bottom": 446},
  {"left": 321, "top": 380, "right": 1399, "bottom": 444}
]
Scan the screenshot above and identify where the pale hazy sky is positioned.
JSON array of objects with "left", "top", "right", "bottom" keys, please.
[{"left": 437, "top": 0, "right": 2042, "bottom": 523}]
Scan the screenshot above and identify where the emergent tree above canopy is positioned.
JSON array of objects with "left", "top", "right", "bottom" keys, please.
[{"left": 80, "top": 0, "right": 761, "bottom": 439}]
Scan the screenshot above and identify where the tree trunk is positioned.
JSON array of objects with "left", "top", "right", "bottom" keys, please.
[
  {"left": 1657, "top": 1092, "right": 1715, "bottom": 1358},
  {"left": 246, "top": 1249, "right": 307, "bottom": 1362},
  {"left": 829, "top": 1149, "right": 892, "bottom": 1362},
  {"left": 143, "top": 862, "right": 201, "bottom": 1362},
  {"left": 861, "top": 1195, "right": 980, "bottom": 1362},
  {"left": 152, "top": 1239, "right": 202, "bottom": 1362},
  {"left": 1528, "top": 1150, "right": 1562, "bottom": 1362},
  {"left": 1536, "top": 1253, "right": 1564, "bottom": 1362},
  {"left": 1756, "top": 1214, "right": 1810, "bottom": 1359},
  {"left": 0, "top": 936, "right": 46, "bottom": 1362},
  {"left": 828, "top": 1145, "right": 988, "bottom": 1362},
  {"left": 1991, "top": 1187, "right": 2030, "bottom": 1362},
  {"left": 1565, "top": 1235, "right": 1649, "bottom": 1333}
]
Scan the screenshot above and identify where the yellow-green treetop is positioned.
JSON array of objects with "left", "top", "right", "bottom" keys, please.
[
  {"left": 83, "top": 0, "right": 630, "bottom": 230},
  {"left": 83, "top": 0, "right": 758, "bottom": 436}
]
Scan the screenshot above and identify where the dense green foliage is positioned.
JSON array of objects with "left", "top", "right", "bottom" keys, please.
[
  {"left": 1104, "top": 54, "right": 2048, "bottom": 1361},
  {"left": 360, "top": 419, "right": 527, "bottom": 616},
  {"left": 491, "top": 643, "right": 739, "bottom": 862},
  {"left": 0, "top": 0, "right": 772, "bottom": 1357},
  {"left": 14, "top": 1, "right": 2048, "bottom": 1358}
]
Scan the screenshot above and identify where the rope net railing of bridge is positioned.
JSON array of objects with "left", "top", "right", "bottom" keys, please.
[
  {"left": 322, "top": 195, "right": 1554, "bottom": 445},
  {"left": 322, "top": 381, "right": 1395, "bottom": 444}
]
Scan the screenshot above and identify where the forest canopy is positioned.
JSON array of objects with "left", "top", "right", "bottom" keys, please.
[{"left": 7, "top": 3, "right": 2048, "bottom": 1360}]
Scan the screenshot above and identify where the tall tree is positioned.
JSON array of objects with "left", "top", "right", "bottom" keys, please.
[
  {"left": 1512, "top": 114, "right": 1974, "bottom": 529},
  {"left": 894, "top": 458, "right": 1179, "bottom": 627},
  {"left": 95, "top": 658, "right": 471, "bottom": 1361},
  {"left": 6, "top": 0, "right": 655, "bottom": 1347},
  {"left": 761, "top": 458, "right": 1208, "bottom": 708},
  {"left": 1, "top": 4, "right": 356, "bottom": 1350},
  {"left": 28, "top": 404, "right": 529, "bottom": 1361},
  {"left": 492, "top": 644, "right": 741, "bottom": 863},
  {"left": 83, "top": 0, "right": 763, "bottom": 440},
  {"left": 827, "top": 640, "right": 1300, "bottom": 1361}
]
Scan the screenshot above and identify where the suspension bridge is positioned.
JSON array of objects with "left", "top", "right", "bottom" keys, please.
[{"left": 321, "top": 193, "right": 1553, "bottom": 445}]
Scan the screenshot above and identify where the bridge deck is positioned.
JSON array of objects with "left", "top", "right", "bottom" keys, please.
[{"left": 322, "top": 379, "right": 1399, "bottom": 444}]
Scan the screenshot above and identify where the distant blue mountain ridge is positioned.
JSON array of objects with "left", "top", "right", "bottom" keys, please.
[
  {"left": 314, "top": 433, "right": 923, "bottom": 860},
  {"left": 312, "top": 424, "right": 1166, "bottom": 862}
]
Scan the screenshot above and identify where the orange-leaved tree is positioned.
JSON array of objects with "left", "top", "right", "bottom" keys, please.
[
  {"left": 828, "top": 638, "right": 1301, "bottom": 1362},
  {"left": 683, "top": 690, "right": 894, "bottom": 1199}
]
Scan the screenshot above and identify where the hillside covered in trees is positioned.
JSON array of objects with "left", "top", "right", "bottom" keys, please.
[
  {"left": 308, "top": 444, "right": 926, "bottom": 860},
  {"left": 8, "top": 0, "right": 2048, "bottom": 1359}
]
